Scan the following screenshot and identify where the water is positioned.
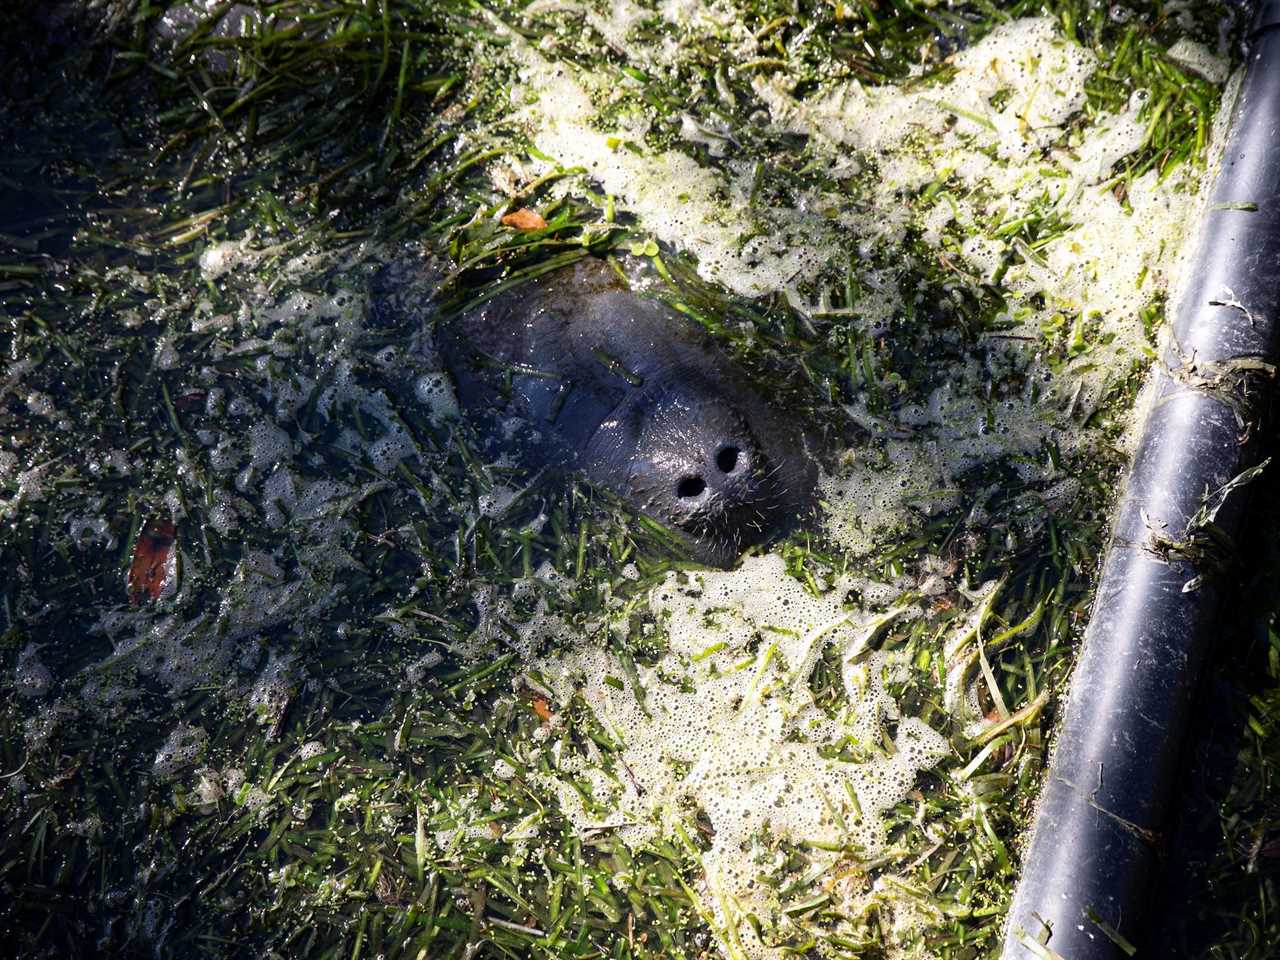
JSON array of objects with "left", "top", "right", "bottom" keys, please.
[{"left": 0, "top": 3, "right": 1254, "bottom": 958}]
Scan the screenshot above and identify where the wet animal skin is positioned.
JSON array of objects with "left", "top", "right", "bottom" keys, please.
[{"left": 440, "top": 257, "right": 818, "bottom": 567}]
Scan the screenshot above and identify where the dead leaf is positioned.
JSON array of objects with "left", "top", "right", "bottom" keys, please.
[
  {"left": 175, "top": 390, "right": 207, "bottom": 412},
  {"left": 501, "top": 208, "right": 548, "bottom": 232},
  {"left": 128, "top": 518, "right": 177, "bottom": 604},
  {"left": 531, "top": 696, "right": 553, "bottom": 722},
  {"left": 46, "top": 762, "right": 80, "bottom": 790}
]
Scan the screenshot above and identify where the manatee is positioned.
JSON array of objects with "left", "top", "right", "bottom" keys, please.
[{"left": 439, "top": 257, "right": 818, "bottom": 567}]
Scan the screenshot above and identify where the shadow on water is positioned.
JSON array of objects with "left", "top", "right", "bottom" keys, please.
[
  {"left": 1151, "top": 455, "right": 1280, "bottom": 959},
  {"left": 0, "top": 10, "right": 691, "bottom": 954},
  {"left": 0, "top": 16, "right": 446, "bottom": 953},
  {"left": 1, "top": 12, "right": 125, "bottom": 259}
]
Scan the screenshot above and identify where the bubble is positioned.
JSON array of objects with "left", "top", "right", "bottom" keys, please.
[
  {"left": 192, "top": 767, "right": 225, "bottom": 811},
  {"left": 414, "top": 372, "right": 460, "bottom": 421},
  {"left": 68, "top": 516, "right": 116, "bottom": 551},
  {"left": 209, "top": 497, "right": 239, "bottom": 535},
  {"left": 248, "top": 652, "right": 298, "bottom": 728},
  {"left": 153, "top": 724, "right": 208, "bottom": 777},
  {"left": 198, "top": 240, "right": 250, "bottom": 280},
  {"left": 509, "top": 37, "right": 836, "bottom": 298},
  {"left": 523, "top": 553, "right": 960, "bottom": 954},
  {"left": 493, "top": 758, "right": 517, "bottom": 780},
  {"left": 15, "top": 644, "right": 53, "bottom": 698},
  {"left": 1165, "top": 38, "right": 1230, "bottom": 84},
  {"left": 247, "top": 422, "right": 293, "bottom": 471},
  {"left": 208, "top": 435, "right": 240, "bottom": 474},
  {"left": 25, "top": 390, "right": 56, "bottom": 418},
  {"left": 154, "top": 338, "right": 181, "bottom": 370}
]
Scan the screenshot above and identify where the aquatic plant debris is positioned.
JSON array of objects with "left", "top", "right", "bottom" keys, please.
[{"left": 0, "top": 2, "right": 1262, "bottom": 960}]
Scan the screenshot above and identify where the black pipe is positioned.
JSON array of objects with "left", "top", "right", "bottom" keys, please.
[{"left": 1003, "top": 6, "right": 1280, "bottom": 958}]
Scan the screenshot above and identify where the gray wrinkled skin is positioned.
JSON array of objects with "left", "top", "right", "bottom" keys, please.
[{"left": 440, "top": 257, "right": 818, "bottom": 567}]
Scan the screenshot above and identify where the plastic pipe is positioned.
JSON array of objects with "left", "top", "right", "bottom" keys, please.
[{"left": 1002, "top": 7, "right": 1280, "bottom": 958}]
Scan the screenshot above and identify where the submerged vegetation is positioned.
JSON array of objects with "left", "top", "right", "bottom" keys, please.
[{"left": 0, "top": 1, "right": 1275, "bottom": 958}]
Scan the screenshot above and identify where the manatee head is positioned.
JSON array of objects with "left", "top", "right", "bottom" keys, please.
[
  {"left": 584, "top": 377, "right": 812, "bottom": 567},
  {"left": 439, "top": 254, "right": 819, "bottom": 566}
]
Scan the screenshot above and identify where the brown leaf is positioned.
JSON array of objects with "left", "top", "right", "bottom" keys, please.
[
  {"left": 128, "top": 518, "right": 177, "bottom": 604},
  {"left": 174, "top": 390, "right": 207, "bottom": 412},
  {"left": 531, "top": 696, "right": 553, "bottom": 722},
  {"left": 501, "top": 208, "right": 548, "bottom": 232}
]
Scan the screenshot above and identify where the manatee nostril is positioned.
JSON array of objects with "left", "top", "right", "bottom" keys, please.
[
  {"left": 716, "top": 446, "right": 740, "bottom": 474},
  {"left": 677, "top": 476, "right": 707, "bottom": 499}
]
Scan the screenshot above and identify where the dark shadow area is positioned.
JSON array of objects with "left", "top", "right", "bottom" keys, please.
[{"left": 1152, "top": 439, "right": 1280, "bottom": 959}]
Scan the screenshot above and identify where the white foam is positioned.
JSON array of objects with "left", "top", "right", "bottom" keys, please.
[
  {"left": 748, "top": 18, "right": 1218, "bottom": 554},
  {"left": 199, "top": 240, "right": 252, "bottom": 280},
  {"left": 248, "top": 651, "right": 298, "bottom": 728},
  {"left": 499, "top": 25, "right": 836, "bottom": 297},
  {"left": 15, "top": 644, "right": 53, "bottom": 699},
  {"left": 521, "top": 555, "right": 991, "bottom": 954},
  {"left": 247, "top": 422, "right": 293, "bottom": 470},
  {"left": 153, "top": 724, "right": 207, "bottom": 777},
  {"left": 69, "top": 515, "right": 116, "bottom": 551},
  {"left": 485, "top": 12, "right": 1232, "bottom": 955},
  {"left": 1167, "top": 37, "right": 1229, "bottom": 83},
  {"left": 414, "top": 372, "right": 460, "bottom": 421},
  {"left": 25, "top": 390, "right": 56, "bottom": 419},
  {"left": 499, "top": 12, "right": 1222, "bottom": 559}
]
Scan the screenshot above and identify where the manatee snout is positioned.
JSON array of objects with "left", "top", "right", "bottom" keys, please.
[
  {"left": 668, "top": 437, "right": 756, "bottom": 515},
  {"left": 565, "top": 342, "right": 815, "bottom": 565},
  {"left": 599, "top": 388, "right": 793, "bottom": 565}
]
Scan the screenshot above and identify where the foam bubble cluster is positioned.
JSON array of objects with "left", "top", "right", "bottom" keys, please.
[
  {"left": 15, "top": 644, "right": 53, "bottom": 699},
  {"left": 481, "top": 11, "right": 1234, "bottom": 954},
  {"left": 58, "top": 243, "right": 459, "bottom": 713},
  {"left": 752, "top": 16, "right": 1211, "bottom": 403},
  {"left": 501, "top": 27, "right": 836, "bottom": 297},
  {"left": 413, "top": 372, "right": 459, "bottom": 422},
  {"left": 153, "top": 724, "right": 208, "bottom": 777},
  {"left": 526, "top": 555, "right": 968, "bottom": 955}
]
